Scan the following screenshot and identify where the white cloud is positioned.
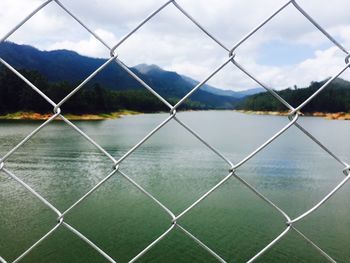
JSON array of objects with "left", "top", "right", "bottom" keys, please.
[
  {"left": 46, "top": 29, "right": 117, "bottom": 58},
  {"left": 0, "top": 0, "right": 349, "bottom": 91}
]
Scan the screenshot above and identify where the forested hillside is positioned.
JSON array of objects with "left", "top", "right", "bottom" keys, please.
[
  {"left": 236, "top": 79, "right": 350, "bottom": 113},
  {"left": 0, "top": 68, "right": 211, "bottom": 114}
]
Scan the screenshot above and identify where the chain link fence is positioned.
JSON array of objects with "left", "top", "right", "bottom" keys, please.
[{"left": 1, "top": 0, "right": 350, "bottom": 262}]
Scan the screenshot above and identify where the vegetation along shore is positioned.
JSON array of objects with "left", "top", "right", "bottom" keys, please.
[
  {"left": 235, "top": 110, "right": 350, "bottom": 120},
  {"left": 235, "top": 78, "right": 350, "bottom": 120},
  {"left": 0, "top": 110, "right": 139, "bottom": 121}
]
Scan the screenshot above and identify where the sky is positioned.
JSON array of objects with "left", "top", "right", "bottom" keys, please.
[{"left": 0, "top": 0, "right": 350, "bottom": 91}]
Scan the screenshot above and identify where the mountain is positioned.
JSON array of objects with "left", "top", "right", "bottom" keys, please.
[
  {"left": 237, "top": 88, "right": 265, "bottom": 97},
  {"left": 0, "top": 42, "right": 242, "bottom": 109},
  {"left": 0, "top": 42, "right": 136, "bottom": 89},
  {"left": 180, "top": 74, "right": 264, "bottom": 99},
  {"left": 133, "top": 64, "right": 163, "bottom": 74},
  {"left": 236, "top": 78, "right": 350, "bottom": 113}
]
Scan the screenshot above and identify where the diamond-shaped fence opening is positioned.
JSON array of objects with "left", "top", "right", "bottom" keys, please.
[
  {"left": 230, "top": 5, "right": 347, "bottom": 94},
  {"left": 0, "top": 0, "right": 350, "bottom": 263},
  {"left": 62, "top": 174, "right": 172, "bottom": 263},
  {"left": 0, "top": 175, "right": 58, "bottom": 262},
  {"left": 175, "top": 177, "right": 287, "bottom": 262},
  {"left": 113, "top": 4, "right": 230, "bottom": 104},
  {"left": 117, "top": 118, "right": 231, "bottom": 214},
  {"left": 3, "top": 122, "right": 115, "bottom": 210},
  {"left": 234, "top": 124, "right": 347, "bottom": 206}
]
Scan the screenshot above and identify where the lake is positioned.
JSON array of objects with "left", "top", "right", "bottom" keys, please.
[{"left": 0, "top": 111, "right": 349, "bottom": 263}]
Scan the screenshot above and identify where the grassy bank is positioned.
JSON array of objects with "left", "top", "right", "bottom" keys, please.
[
  {"left": 0, "top": 110, "right": 140, "bottom": 121},
  {"left": 235, "top": 110, "right": 350, "bottom": 120}
]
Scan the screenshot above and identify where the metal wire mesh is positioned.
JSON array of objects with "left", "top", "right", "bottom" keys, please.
[{"left": 0, "top": 0, "right": 350, "bottom": 262}]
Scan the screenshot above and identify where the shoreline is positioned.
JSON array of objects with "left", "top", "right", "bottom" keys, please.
[
  {"left": 0, "top": 110, "right": 140, "bottom": 121},
  {"left": 1, "top": 110, "right": 349, "bottom": 121},
  {"left": 235, "top": 110, "right": 350, "bottom": 120}
]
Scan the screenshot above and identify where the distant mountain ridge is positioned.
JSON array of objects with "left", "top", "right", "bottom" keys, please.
[
  {"left": 0, "top": 42, "right": 260, "bottom": 109},
  {"left": 180, "top": 74, "right": 264, "bottom": 98}
]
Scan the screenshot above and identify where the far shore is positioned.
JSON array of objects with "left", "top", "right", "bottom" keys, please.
[
  {"left": 1, "top": 110, "right": 350, "bottom": 121},
  {"left": 0, "top": 110, "right": 140, "bottom": 121},
  {"left": 235, "top": 110, "right": 350, "bottom": 120}
]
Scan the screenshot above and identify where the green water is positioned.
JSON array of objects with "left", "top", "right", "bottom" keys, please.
[{"left": 0, "top": 111, "right": 349, "bottom": 263}]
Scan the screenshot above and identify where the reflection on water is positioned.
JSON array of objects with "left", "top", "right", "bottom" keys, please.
[{"left": 0, "top": 111, "right": 349, "bottom": 263}]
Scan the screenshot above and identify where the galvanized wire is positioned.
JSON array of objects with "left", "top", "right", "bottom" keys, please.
[{"left": 0, "top": 0, "right": 349, "bottom": 262}]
